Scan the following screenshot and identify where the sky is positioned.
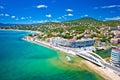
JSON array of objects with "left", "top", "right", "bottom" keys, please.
[{"left": 0, "top": 0, "right": 120, "bottom": 24}]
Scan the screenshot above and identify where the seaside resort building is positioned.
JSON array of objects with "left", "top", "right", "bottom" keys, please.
[
  {"left": 110, "top": 46, "right": 120, "bottom": 67},
  {"left": 51, "top": 37, "right": 95, "bottom": 48}
]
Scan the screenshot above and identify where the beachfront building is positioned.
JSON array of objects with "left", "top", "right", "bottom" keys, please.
[
  {"left": 51, "top": 37, "right": 95, "bottom": 48},
  {"left": 51, "top": 37, "right": 71, "bottom": 47},
  {"left": 70, "top": 38, "right": 95, "bottom": 48},
  {"left": 110, "top": 46, "right": 120, "bottom": 67}
]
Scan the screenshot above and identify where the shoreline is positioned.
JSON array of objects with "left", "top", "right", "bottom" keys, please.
[
  {"left": 23, "top": 36, "right": 120, "bottom": 80},
  {"left": 1, "top": 29, "right": 119, "bottom": 80},
  {"left": 22, "top": 37, "right": 76, "bottom": 56}
]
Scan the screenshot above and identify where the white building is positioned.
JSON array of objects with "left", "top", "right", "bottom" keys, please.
[
  {"left": 110, "top": 46, "right": 120, "bottom": 68},
  {"left": 51, "top": 37, "right": 95, "bottom": 48},
  {"left": 70, "top": 38, "right": 95, "bottom": 48},
  {"left": 52, "top": 37, "right": 71, "bottom": 47}
]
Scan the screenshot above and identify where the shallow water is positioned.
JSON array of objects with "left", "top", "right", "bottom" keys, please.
[{"left": 0, "top": 30, "right": 104, "bottom": 80}]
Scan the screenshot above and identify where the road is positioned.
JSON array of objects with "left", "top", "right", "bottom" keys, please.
[{"left": 76, "top": 51, "right": 120, "bottom": 75}]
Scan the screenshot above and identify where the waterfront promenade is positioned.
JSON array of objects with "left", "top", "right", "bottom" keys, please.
[{"left": 23, "top": 36, "right": 120, "bottom": 80}]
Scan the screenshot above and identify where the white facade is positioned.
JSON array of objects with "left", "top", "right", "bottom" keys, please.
[
  {"left": 51, "top": 37, "right": 95, "bottom": 48},
  {"left": 70, "top": 39, "right": 95, "bottom": 48},
  {"left": 52, "top": 37, "right": 70, "bottom": 47},
  {"left": 110, "top": 46, "right": 120, "bottom": 67}
]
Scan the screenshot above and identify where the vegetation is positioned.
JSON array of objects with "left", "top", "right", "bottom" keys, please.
[
  {"left": 95, "top": 48, "right": 112, "bottom": 58},
  {"left": 1, "top": 17, "right": 119, "bottom": 61},
  {"left": 0, "top": 17, "right": 120, "bottom": 41}
]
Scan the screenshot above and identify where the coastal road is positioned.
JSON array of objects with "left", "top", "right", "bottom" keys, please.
[
  {"left": 76, "top": 51, "right": 120, "bottom": 75},
  {"left": 102, "top": 62, "right": 120, "bottom": 75}
]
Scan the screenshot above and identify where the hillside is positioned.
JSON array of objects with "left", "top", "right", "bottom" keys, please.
[
  {"left": 1, "top": 17, "right": 120, "bottom": 28},
  {"left": 0, "top": 17, "right": 120, "bottom": 40},
  {"left": 105, "top": 20, "right": 120, "bottom": 26},
  {"left": 0, "top": 17, "right": 120, "bottom": 32},
  {"left": 64, "top": 17, "right": 102, "bottom": 24}
]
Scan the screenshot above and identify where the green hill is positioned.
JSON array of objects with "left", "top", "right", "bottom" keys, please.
[
  {"left": 105, "top": 20, "right": 120, "bottom": 26},
  {"left": 1, "top": 17, "right": 120, "bottom": 31},
  {"left": 64, "top": 17, "right": 102, "bottom": 23}
]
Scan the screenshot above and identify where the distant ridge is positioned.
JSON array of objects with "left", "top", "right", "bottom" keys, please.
[
  {"left": 0, "top": 23, "right": 17, "bottom": 27},
  {"left": 64, "top": 17, "right": 101, "bottom": 22},
  {"left": 63, "top": 17, "right": 103, "bottom": 24},
  {"left": 0, "top": 17, "right": 120, "bottom": 28}
]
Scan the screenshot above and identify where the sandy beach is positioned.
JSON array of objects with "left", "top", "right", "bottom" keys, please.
[
  {"left": 84, "top": 61, "right": 120, "bottom": 80},
  {"left": 23, "top": 36, "right": 120, "bottom": 80}
]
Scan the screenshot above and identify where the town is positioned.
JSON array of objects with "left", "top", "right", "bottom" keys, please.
[
  {"left": 1, "top": 17, "right": 120, "bottom": 80},
  {"left": 23, "top": 25, "right": 120, "bottom": 77}
]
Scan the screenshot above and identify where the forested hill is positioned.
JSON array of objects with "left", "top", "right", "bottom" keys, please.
[
  {"left": 0, "top": 17, "right": 120, "bottom": 30},
  {"left": 64, "top": 17, "right": 102, "bottom": 24}
]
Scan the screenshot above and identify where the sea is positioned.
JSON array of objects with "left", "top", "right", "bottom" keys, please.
[{"left": 0, "top": 30, "right": 104, "bottom": 80}]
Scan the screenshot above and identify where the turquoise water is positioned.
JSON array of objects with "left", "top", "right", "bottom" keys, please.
[{"left": 0, "top": 30, "right": 104, "bottom": 80}]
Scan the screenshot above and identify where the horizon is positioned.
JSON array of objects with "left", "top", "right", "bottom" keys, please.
[{"left": 0, "top": 0, "right": 120, "bottom": 24}]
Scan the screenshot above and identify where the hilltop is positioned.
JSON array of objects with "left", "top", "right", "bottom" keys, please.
[
  {"left": 0, "top": 17, "right": 120, "bottom": 39},
  {"left": 1, "top": 17, "right": 120, "bottom": 28},
  {"left": 64, "top": 17, "right": 103, "bottom": 24}
]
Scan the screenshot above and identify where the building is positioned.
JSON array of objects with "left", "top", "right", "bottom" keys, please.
[
  {"left": 70, "top": 38, "right": 95, "bottom": 48},
  {"left": 51, "top": 37, "right": 95, "bottom": 48},
  {"left": 111, "top": 30, "right": 120, "bottom": 38},
  {"left": 111, "top": 38, "right": 120, "bottom": 44},
  {"left": 84, "top": 34, "right": 92, "bottom": 38},
  {"left": 51, "top": 37, "right": 71, "bottom": 47},
  {"left": 109, "top": 26, "right": 120, "bottom": 31},
  {"left": 110, "top": 46, "right": 120, "bottom": 67}
]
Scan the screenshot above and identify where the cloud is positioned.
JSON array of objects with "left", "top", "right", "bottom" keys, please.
[
  {"left": 32, "top": 20, "right": 48, "bottom": 23},
  {"left": 64, "top": 14, "right": 67, "bottom": 16},
  {"left": 50, "top": 20, "right": 60, "bottom": 22},
  {"left": 26, "top": 16, "right": 32, "bottom": 19},
  {"left": 32, "top": 20, "right": 59, "bottom": 23},
  {"left": 46, "top": 14, "right": 52, "bottom": 18},
  {"left": 0, "top": 6, "right": 4, "bottom": 9},
  {"left": 66, "top": 9, "right": 73, "bottom": 12},
  {"left": 0, "top": 13, "right": 4, "bottom": 16},
  {"left": 67, "top": 13, "right": 73, "bottom": 16},
  {"left": 36, "top": 5, "right": 48, "bottom": 8},
  {"left": 94, "top": 5, "right": 120, "bottom": 9},
  {"left": 105, "top": 16, "right": 120, "bottom": 20},
  {"left": 58, "top": 17, "right": 62, "bottom": 19},
  {"left": 15, "top": 19, "right": 19, "bottom": 20},
  {"left": 81, "top": 14, "right": 89, "bottom": 17},
  {"left": 84, "top": 14, "right": 88, "bottom": 17},
  {"left": 60, "top": 15, "right": 66, "bottom": 19},
  {"left": 5, "top": 14, "right": 10, "bottom": 17},
  {"left": 21, "top": 17, "right": 25, "bottom": 19},
  {"left": 101, "top": 5, "right": 120, "bottom": 9},
  {"left": 0, "top": 13, "right": 10, "bottom": 17},
  {"left": 58, "top": 13, "right": 73, "bottom": 19},
  {"left": 99, "top": 16, "right": 102, "bottom": 18},
  {"left": 11, "top": 16, "right": 16, "bottom": 18},
  {"left": 29, "top": 16, "right": 32, "bottom": 18}
]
